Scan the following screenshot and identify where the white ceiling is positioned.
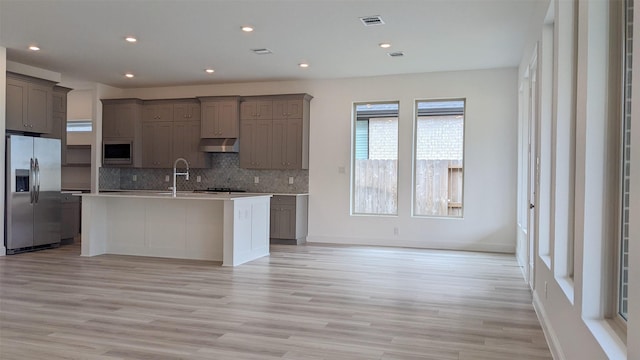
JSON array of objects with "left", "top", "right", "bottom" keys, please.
[{"left": 0, "top": 0, "right": 542, "bottom": 89}]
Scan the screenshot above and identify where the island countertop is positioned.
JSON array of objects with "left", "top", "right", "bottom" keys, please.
[
  {"left": 79, "top": 191, "right": 273, "bottom": 201},
  {"left": 79, "top": 191, "right": 272, "bottom": 266}
]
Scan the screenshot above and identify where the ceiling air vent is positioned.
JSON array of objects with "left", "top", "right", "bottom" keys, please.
[
  {"left": 251, "top": 48, "right": 273, "bottom": 55},
  {"left": 360, "top": 15, "right": 384, "bottom": 26},
  {"left": 387, "top": 51, "right": 404, "bottom": 57}
]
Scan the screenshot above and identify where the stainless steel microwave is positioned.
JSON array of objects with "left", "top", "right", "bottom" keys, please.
[{"left": 103, "top": 141, "right": 132, "bottom": 165}]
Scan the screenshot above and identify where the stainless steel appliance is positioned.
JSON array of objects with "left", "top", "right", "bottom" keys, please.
[
  {"left": 5, "top": 134, "right": 61, "bottom": 254},
  {"left": 103, "top": 140, "right": 132, "bottom": 165}
]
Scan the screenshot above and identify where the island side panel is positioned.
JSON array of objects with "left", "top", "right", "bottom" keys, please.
[
  {"left": 184, "top": 199, "right": 223, "bottom": 261},
  {"left": 222, "top": 196, "right": 271, "bottom": 266},
  {"left": 106, "top": 197, "right": 148, "bottom": 256},
  {"left": 80, "top": 195, "right": 108, "bottom": 256}
]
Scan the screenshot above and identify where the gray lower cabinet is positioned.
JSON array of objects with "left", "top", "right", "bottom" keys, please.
[
  {"left": 270, "top": 194, "right": 308, "bottom": 244},
  {"left": 61, "top": 193, "right": 80, "bottom": 240}
]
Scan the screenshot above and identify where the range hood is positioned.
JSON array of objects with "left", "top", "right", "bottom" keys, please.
[{"left": 199, "top": 138, "right": 239, "bottom": 152}]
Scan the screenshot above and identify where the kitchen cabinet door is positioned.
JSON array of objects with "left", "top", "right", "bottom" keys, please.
[
  {"left": 61, "top": 193, "right": 80, "bottom": 240},
  {"left": 239, "top": 119, "right": 271, "bottom": 169},
  {"left": 269, "top": 195, "right": 308, "bottom": 244},
  {"left": 5, "top": 75, "right": 54, "bottom": 133},
  {"left": 272, "top": 118, "right": 303, "bottom": 170},
  {"left": 173, "top": 120, "right": 206, "bottom": 168},
  {"left": 240, "top": 100, "right": 273, "bottom": 120},
  {"left": 43, "top": 87, "right": 72, "bottom": 164},
  {"left": 26, "top": 82, "right": 52, "bottom": 133},
  {"left": 142, "top": 121, "right": 173, "bottom": 168},
  {"left": 103, "top": 102, "right": 137, "bottom": 138},
  {"left": 143, "top": 103, "right": 173, "bottom": 122},
  {"left": 270, "top": 204, "right": 296, "bottom": 239},
  {"left": 173, "top": 102, "right": 201, "bottom": 122},
  {"left": 273, "top": 99, "right": 303, "bottom": 119},
  {"left": 201, "top": 100, "right": 238, "bottom": 138},
  {"left": 6, "top": 77, "right": 28, "bottom": 131}
]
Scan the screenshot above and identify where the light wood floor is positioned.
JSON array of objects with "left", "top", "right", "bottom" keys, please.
[{"left": 0, "top": 242, "right": 552, "bottom": 360}]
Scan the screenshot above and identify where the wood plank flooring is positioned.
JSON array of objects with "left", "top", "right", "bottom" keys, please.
[{"left": 0, "top": 242, "right": 552, "bottom": 360}]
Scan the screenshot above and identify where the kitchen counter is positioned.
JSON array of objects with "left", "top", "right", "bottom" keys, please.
[{"left": 78, "top": 191, "right": 272, "bottom": 266}]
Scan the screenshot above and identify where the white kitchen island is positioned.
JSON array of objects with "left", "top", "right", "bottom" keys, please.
[{"left": 78, "top": 192, "right": 272, "bottom": 266}]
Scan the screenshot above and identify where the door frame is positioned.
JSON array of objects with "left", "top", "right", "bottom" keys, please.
[{"left": 527, "top": 48, "right": 540, "bottom": 290}]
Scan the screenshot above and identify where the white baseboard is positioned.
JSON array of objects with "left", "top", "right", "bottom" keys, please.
[
  {"left": 533, "top": 292, "right": 566, "bottom": 360},
  {"left": 306, "top": 235, "right": 515, "bottom": 253}
]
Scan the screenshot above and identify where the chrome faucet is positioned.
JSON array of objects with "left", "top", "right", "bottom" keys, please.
[{"left": 171, "top": 157, "right": 189, "bottom": 197}]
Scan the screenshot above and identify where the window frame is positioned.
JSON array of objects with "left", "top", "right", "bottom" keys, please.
[
  {"left": 351, "top": 101, "right": 400, "bottom": 216},
  {"left": 613, "top": 0, "right": 632, "bottom": 329},
  {"left": 411, "top": 98, "right": 467, "bottom": 218}
]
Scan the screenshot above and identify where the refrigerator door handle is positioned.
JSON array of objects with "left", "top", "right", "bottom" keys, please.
[
  {"left": 30, "top": 158, "right": 35, "bottom": 204},
  {"left": 34, "top": 158, "right": 41, "bottom": 203}
]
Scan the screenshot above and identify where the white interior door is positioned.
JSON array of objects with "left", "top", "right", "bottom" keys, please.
[{"left": 527, "top": 53, "right": 539, "bottom": 290}]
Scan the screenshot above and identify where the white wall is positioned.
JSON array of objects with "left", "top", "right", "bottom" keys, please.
[
  {"left": 121, "top": 68, "right": 518, "bottom": 253},
  {"left": 307, "top": 70, "right": 517, "bottom": 252},
  {"left": 517, "top": 0, "right": 640, "bottom": 358},
  {"left": 67, "top": 89, "right": 93, "bottom": 120}
]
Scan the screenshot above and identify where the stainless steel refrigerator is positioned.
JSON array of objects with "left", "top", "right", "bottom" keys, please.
[{"left": 5, "top": 134, "right": 61, "bottom": 254}]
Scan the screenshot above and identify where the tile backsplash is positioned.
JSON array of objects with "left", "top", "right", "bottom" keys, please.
[{"left": 99, "top": 153, "right": 309, "bottom": 193}]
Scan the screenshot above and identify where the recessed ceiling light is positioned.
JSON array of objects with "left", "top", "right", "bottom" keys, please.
[
  {"left": 125, "top": 36, "right": 137, "bottom": 43},
  {"left": 205, "top": 68, "right": 215, "bottom": 74},
  {"left": 298, "top": 63, "right": 309, "bottom": 68},
  {"left": 125, "top": 73, "right": 135, "bottom": 78},
  {"left": 241, "top": 26, "right": 254, "bottom": 32},
  {"left": 28, "top": 45, "right": 40, "bottom": 51},
  {"left": 387, "top": 51, "right": 404, "bottom": 57},
  {"left": 379, "top": 43, "right": 391, "bottom": 48}
]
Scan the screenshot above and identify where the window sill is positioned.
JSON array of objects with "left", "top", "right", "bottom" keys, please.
[
  {"left": 556, "top": 276, "right": 574, "bottom": 305},
  {"left": 583, "top": 319, "right": 626, "bottom": 359},
  {"left": 540, "top": 254, "right": 551, "bottom": 269}
]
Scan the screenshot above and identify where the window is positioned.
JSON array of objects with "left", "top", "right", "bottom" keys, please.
[
  {"left": 618, "top": 0, "right": 633, "bottom": 322},
  {"left": 413, "top": 99, "right": 465, "bottom": 217},
  {"left": 352, "top": 102, "right": 399, "bottom": 215},
  {"left": 67, "top": 119, "right": 93, "bottom": 132}
]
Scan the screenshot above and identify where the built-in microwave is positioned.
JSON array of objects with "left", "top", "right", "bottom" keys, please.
[{"left": 103, "top": 141, "right": 132, "bottom": 165}]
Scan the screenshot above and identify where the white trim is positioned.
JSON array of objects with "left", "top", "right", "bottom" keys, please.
[
  {"left": 583, "top": 319, "right": 627, "bottom": 360},
  {"left": 307, "top": 235, "right": 515, "bottom": 253},
  {"left": 533, "top": 292, "right": 567, "bottom": 360}
]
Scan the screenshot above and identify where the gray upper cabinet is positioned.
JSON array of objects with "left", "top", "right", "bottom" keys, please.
[
  {"left": 199, "top": 97, "right": 239, "bottom": 138},
  {"left": 6, "top": 72, "right": 55, "bottom": 134},
  {"left": 102, "top": 99, "right": 141, "bottom": 139},
  {"left": 101, "top": 99, "right": 143, "bottom": 167},
  {"left": 273, "top": 99, "right": 304, "bottom": 119},
  {"left": 239, "top": 94, "right": 312, "bottom": 170},
  {"left": 173, "top": 101, "right": 201, "bottom": 122},
  {"left": 143, "top": 102, "right": 173, "bottom": 122},
  {"left": 272, "top": 118, "right": 303, "bottom": 170},
  {"left": 173, "top": 120, "right": 207, "bottom": 168},
  {"left": 239, "top": 118, "right": 272, "bottom": 169},
  {"left": 42, "top": 86, "right": 72, "bottom": 164},
  {"left": 240, "top": 100, "right": 273, "bottom": 120},
  {"left": 142, "top": 121, "right": 173, "bottom": 168}
]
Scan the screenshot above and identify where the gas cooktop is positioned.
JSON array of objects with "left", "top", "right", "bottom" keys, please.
[{"left": 193, "top": 187, "right": 247, "bottom": 193}]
